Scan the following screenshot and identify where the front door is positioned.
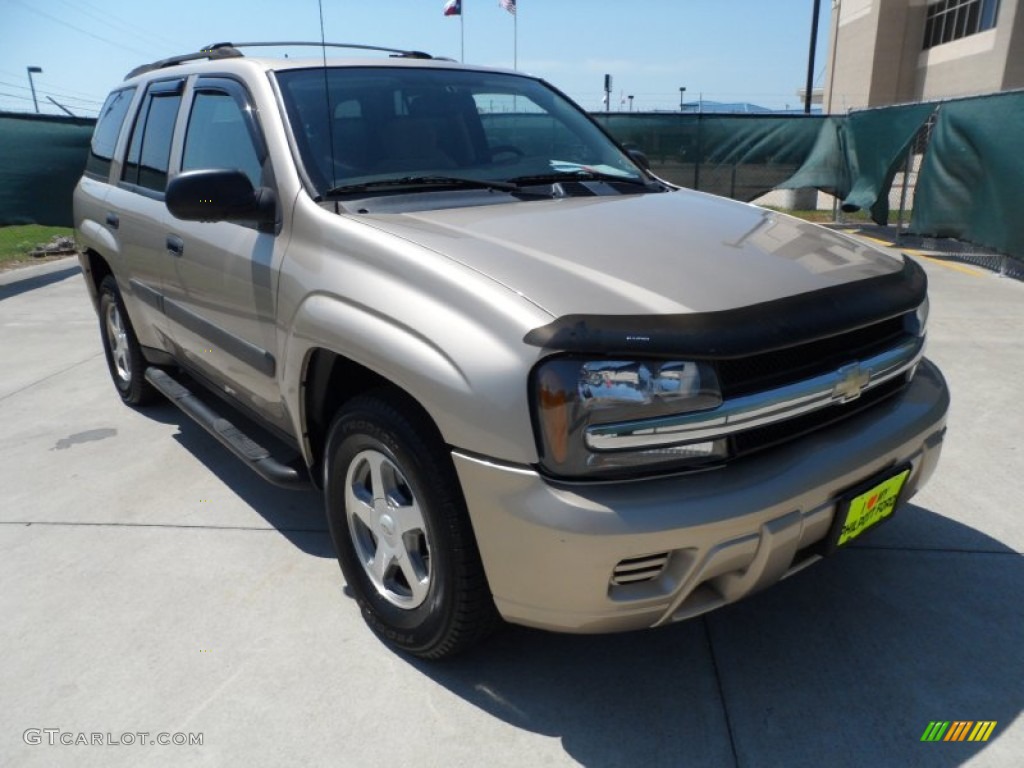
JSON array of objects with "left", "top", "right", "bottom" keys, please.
[{"left": 162, "top": 77, "right": 289, "bottom": 431}]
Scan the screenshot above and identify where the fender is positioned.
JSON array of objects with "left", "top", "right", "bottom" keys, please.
[{"left": 280, "top": 289, "right": 543, "bottom": 468}]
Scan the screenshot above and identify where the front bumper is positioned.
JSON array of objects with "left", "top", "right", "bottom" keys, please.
[{"left": 454, "top": 359, "right": 949, "bottom": 633}]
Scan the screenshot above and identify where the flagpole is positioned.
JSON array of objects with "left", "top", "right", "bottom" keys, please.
[{"left": 513, "top": 7, "right": 517, "bottom": 70}]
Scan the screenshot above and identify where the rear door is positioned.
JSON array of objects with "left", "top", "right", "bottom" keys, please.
[{"left": 104, "top": 78, "right": 184, "bottom": 350}]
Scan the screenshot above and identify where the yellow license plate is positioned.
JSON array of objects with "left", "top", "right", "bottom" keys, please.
[{"left": 834, "top": 468, "right": 911, "bottom": 548}]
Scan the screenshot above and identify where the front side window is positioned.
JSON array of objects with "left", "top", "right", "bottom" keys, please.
[
  {"left": 122, "top": 84, "right": 182, "bottom": 193},
  {"left": 181, "top": 88, "right": 265, "bottom": 188},
  {"left": 86, "top": 87, "right": 136, "bottom": 179},
  {"left": 275, "top": 66, "right": 644, "bottom": 198}
]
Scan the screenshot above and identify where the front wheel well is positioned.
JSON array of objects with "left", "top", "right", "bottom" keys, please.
[{"left": 302, "top": 349, "right": 444, "bottom": 487}]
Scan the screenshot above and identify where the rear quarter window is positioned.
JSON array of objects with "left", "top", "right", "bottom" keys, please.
[{"left": 85, "top": 87, "right": 136, "bottom": 180}]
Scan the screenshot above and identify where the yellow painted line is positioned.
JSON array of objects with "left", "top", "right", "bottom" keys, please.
[
  {"left": 855, "top": 233, "right": 896, "bottom": 248},
  {"left": 841, "top": 228, "right": 987, "bottom": 277},
  {"left": 906, "top": 250, "right": 986, "bottom": 277}
]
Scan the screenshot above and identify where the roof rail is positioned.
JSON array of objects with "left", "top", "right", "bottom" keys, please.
[
  {"left": 208, "top": 41, "right": 435, "bottom": 58},
  {"left": 124, "top": 46, "right": 244, "bottom": 80},
  {"left": 124, "top": 41, "right": 434, "bottom": 80}
]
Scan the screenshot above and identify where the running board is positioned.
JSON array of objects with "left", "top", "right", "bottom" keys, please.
[{"left": 145, "top": 367, "right": 311, "bottom": 490}]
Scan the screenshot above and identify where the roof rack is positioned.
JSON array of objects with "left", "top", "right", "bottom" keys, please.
[{"left": 124, "top": 41, "right": 436, "bottom": 80}]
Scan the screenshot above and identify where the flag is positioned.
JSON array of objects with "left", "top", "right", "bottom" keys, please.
[
  {"left": 499, "top": 0, "right": 516, "bottom": 14},
  {"left": 444, "top": 0, "right": 461, "bottom": 16}
]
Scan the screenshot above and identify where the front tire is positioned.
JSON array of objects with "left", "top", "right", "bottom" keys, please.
[
  {"left": 323, "top": 391, "right": 498, "bottom": 659},
  {"left": 98, "top": 275, "right": 157, "bottom": 406}
]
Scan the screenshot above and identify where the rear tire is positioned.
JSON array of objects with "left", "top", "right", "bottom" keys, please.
[
  {"left": 98, "top": 275, "right": 157, "bottom": 406},
  {"left": 323, "top": 391, "right": 498, "bottom": 659}
]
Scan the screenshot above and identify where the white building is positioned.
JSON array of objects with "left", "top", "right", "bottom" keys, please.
[{"left": 824, "top": 0, "right": 1024, "bottom": 111}]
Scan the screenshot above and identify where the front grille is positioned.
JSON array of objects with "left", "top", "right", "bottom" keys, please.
[
  {"left": 611, "top": 553, "right": 670, "bottom": 585},
  {"left": 717, "top": 315, "right": 906, "bottom": 398},
  {"left": 729, "top": 375, "right": 907, "bottom": 458}
]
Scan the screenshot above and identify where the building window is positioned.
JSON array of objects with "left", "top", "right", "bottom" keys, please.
[{"left": 923, "top": 0, "right": 1000, "bottom": 49}]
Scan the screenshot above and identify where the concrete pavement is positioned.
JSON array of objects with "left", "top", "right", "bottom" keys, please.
[{"left": 0, "top": 251, "right": 1021, "bottom": 767}]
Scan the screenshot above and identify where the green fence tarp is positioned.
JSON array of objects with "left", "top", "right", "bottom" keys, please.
[
  {"left": 780, "top": 102, "right": 935, "bottom": 225},
  {"left": 777, "top": 117, "right": 848, "bottom": 196},
  {"left": 594, "top": 114, "right": 824, "bottom": 201},
  {"left": 846, "top": 102, "right": 936, "bottom": 224},
  {"left": 0, "top": 112, "right": 94, "bottom": 227},
  {"left": 910, "top": 93, "right": 1024, "bottom": 258},
  {"left": 2, "top": 96, "right": 1023, "bottom": 259}
]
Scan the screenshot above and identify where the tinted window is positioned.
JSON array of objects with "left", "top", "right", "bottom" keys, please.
[
  {"left": 86, "top": 87, "right": 136, "bottom": 179},
  {"left": 275, "top": 67, "right": 642, "bottom": 196},
  {"left": 122, "top": 89, "right": 181, "bottom": 193},
  {"left": 182, "top": 90, "right": 264, "bottom": 188}
]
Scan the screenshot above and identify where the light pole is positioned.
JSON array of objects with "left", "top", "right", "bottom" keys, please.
[
  {"left": 804, "top": 0, "right": 821, "bottom": 114},
  {"left": 27, "top": 66, "right": 42, "bottom": 113},
  {"left": 679, "top": 86, "right": 686, "bottom": 112}
]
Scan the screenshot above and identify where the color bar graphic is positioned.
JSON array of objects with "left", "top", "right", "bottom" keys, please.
[{"left": 920, "top": 721, "right": 997, "bottom": 742}]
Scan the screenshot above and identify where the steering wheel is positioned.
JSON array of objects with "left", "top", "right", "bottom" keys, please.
[{"left": 489, "top": 145, "right": 525, "bottom": 164}]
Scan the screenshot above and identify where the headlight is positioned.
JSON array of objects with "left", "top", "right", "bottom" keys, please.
[
  {"left": 909, "top": 296, "right": 929, "bottom": 337},
  {"left": 532, "top": 358, "right": 726, "bottom": 478},
  {"left": 902, "top": 297, "right": 929, "bottom": 381}
]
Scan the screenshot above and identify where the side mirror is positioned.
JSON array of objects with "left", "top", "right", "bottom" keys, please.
[
  {"left": 626, "top": 147, "right": 652, "bottom": 172},
  {"left": 166, "top": 169, "right": 275, "bottom": 227}
]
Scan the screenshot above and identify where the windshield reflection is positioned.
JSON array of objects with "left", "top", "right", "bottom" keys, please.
[{"left": 275, "top": 66, "right": 643, "bottom": 197}]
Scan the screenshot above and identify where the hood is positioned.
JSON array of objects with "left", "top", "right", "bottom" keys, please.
[{"left": 354, "top": 189, "right": 904, "bottom": 318}]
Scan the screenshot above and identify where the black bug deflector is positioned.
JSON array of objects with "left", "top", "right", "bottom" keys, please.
[{"left": 523, "top": 256, "right": 927, "bottom": 357}]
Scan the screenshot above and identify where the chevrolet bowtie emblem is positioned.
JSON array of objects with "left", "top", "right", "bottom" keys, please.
[{"left": 833, "top": 362, "right": 872, "bottom": 403}]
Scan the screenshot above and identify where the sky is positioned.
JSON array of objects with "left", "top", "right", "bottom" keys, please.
[{"left": 0, "top": 0, "right": 833, "bottom": 117}]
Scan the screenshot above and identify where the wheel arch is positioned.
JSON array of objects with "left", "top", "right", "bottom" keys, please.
[
  {"left": 81, "top": 248, "right": 113, "bottom": 312},
  {"left": 300, "top": 347, "right": 448, "bottom": 490},
  {"left": 283, "top": 290, "right": 541, "bottom": 476}
]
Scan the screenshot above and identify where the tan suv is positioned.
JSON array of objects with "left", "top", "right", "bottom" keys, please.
[{"left": 74, "top": 43, "right": 949, "bottom": 659}]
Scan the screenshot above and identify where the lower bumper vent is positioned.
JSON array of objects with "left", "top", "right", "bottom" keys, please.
[{"left": 611, "top": 553, "right": 670, "bottom": 585}]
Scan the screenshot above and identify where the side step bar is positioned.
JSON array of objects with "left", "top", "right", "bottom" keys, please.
[{"left": 145, "top": 367, "right": 311, "bottom": 490}]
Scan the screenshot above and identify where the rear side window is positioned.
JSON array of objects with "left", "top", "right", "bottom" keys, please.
[
  {"left": 86, "top": 87, "right": 136, "bottom": 180},
  {"left": 122, "top": 82, "right": 183, "bottom": 194}
]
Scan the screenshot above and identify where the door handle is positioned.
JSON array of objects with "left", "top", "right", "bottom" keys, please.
[
  {"left": 105, "top": 212, "right": 119, "bottom": 229},
  {"left": 166, "top": 235, "right": 184, "bottom": 257}
]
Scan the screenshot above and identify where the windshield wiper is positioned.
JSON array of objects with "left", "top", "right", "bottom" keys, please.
[
  {"left": 508, "top": 170, "right": 653, "bottom": 188},
  {"left": 325, "top": 175, "right": 547, "bottom": 197}
]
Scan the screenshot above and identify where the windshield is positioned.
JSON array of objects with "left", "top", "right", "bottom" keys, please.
[{"left": 274, "top": 66, "right": 645, "bottom": 198}]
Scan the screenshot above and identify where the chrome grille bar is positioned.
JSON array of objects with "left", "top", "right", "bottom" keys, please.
[{"left": 585, "top": 336, "right": 925, "bottom": 452}]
